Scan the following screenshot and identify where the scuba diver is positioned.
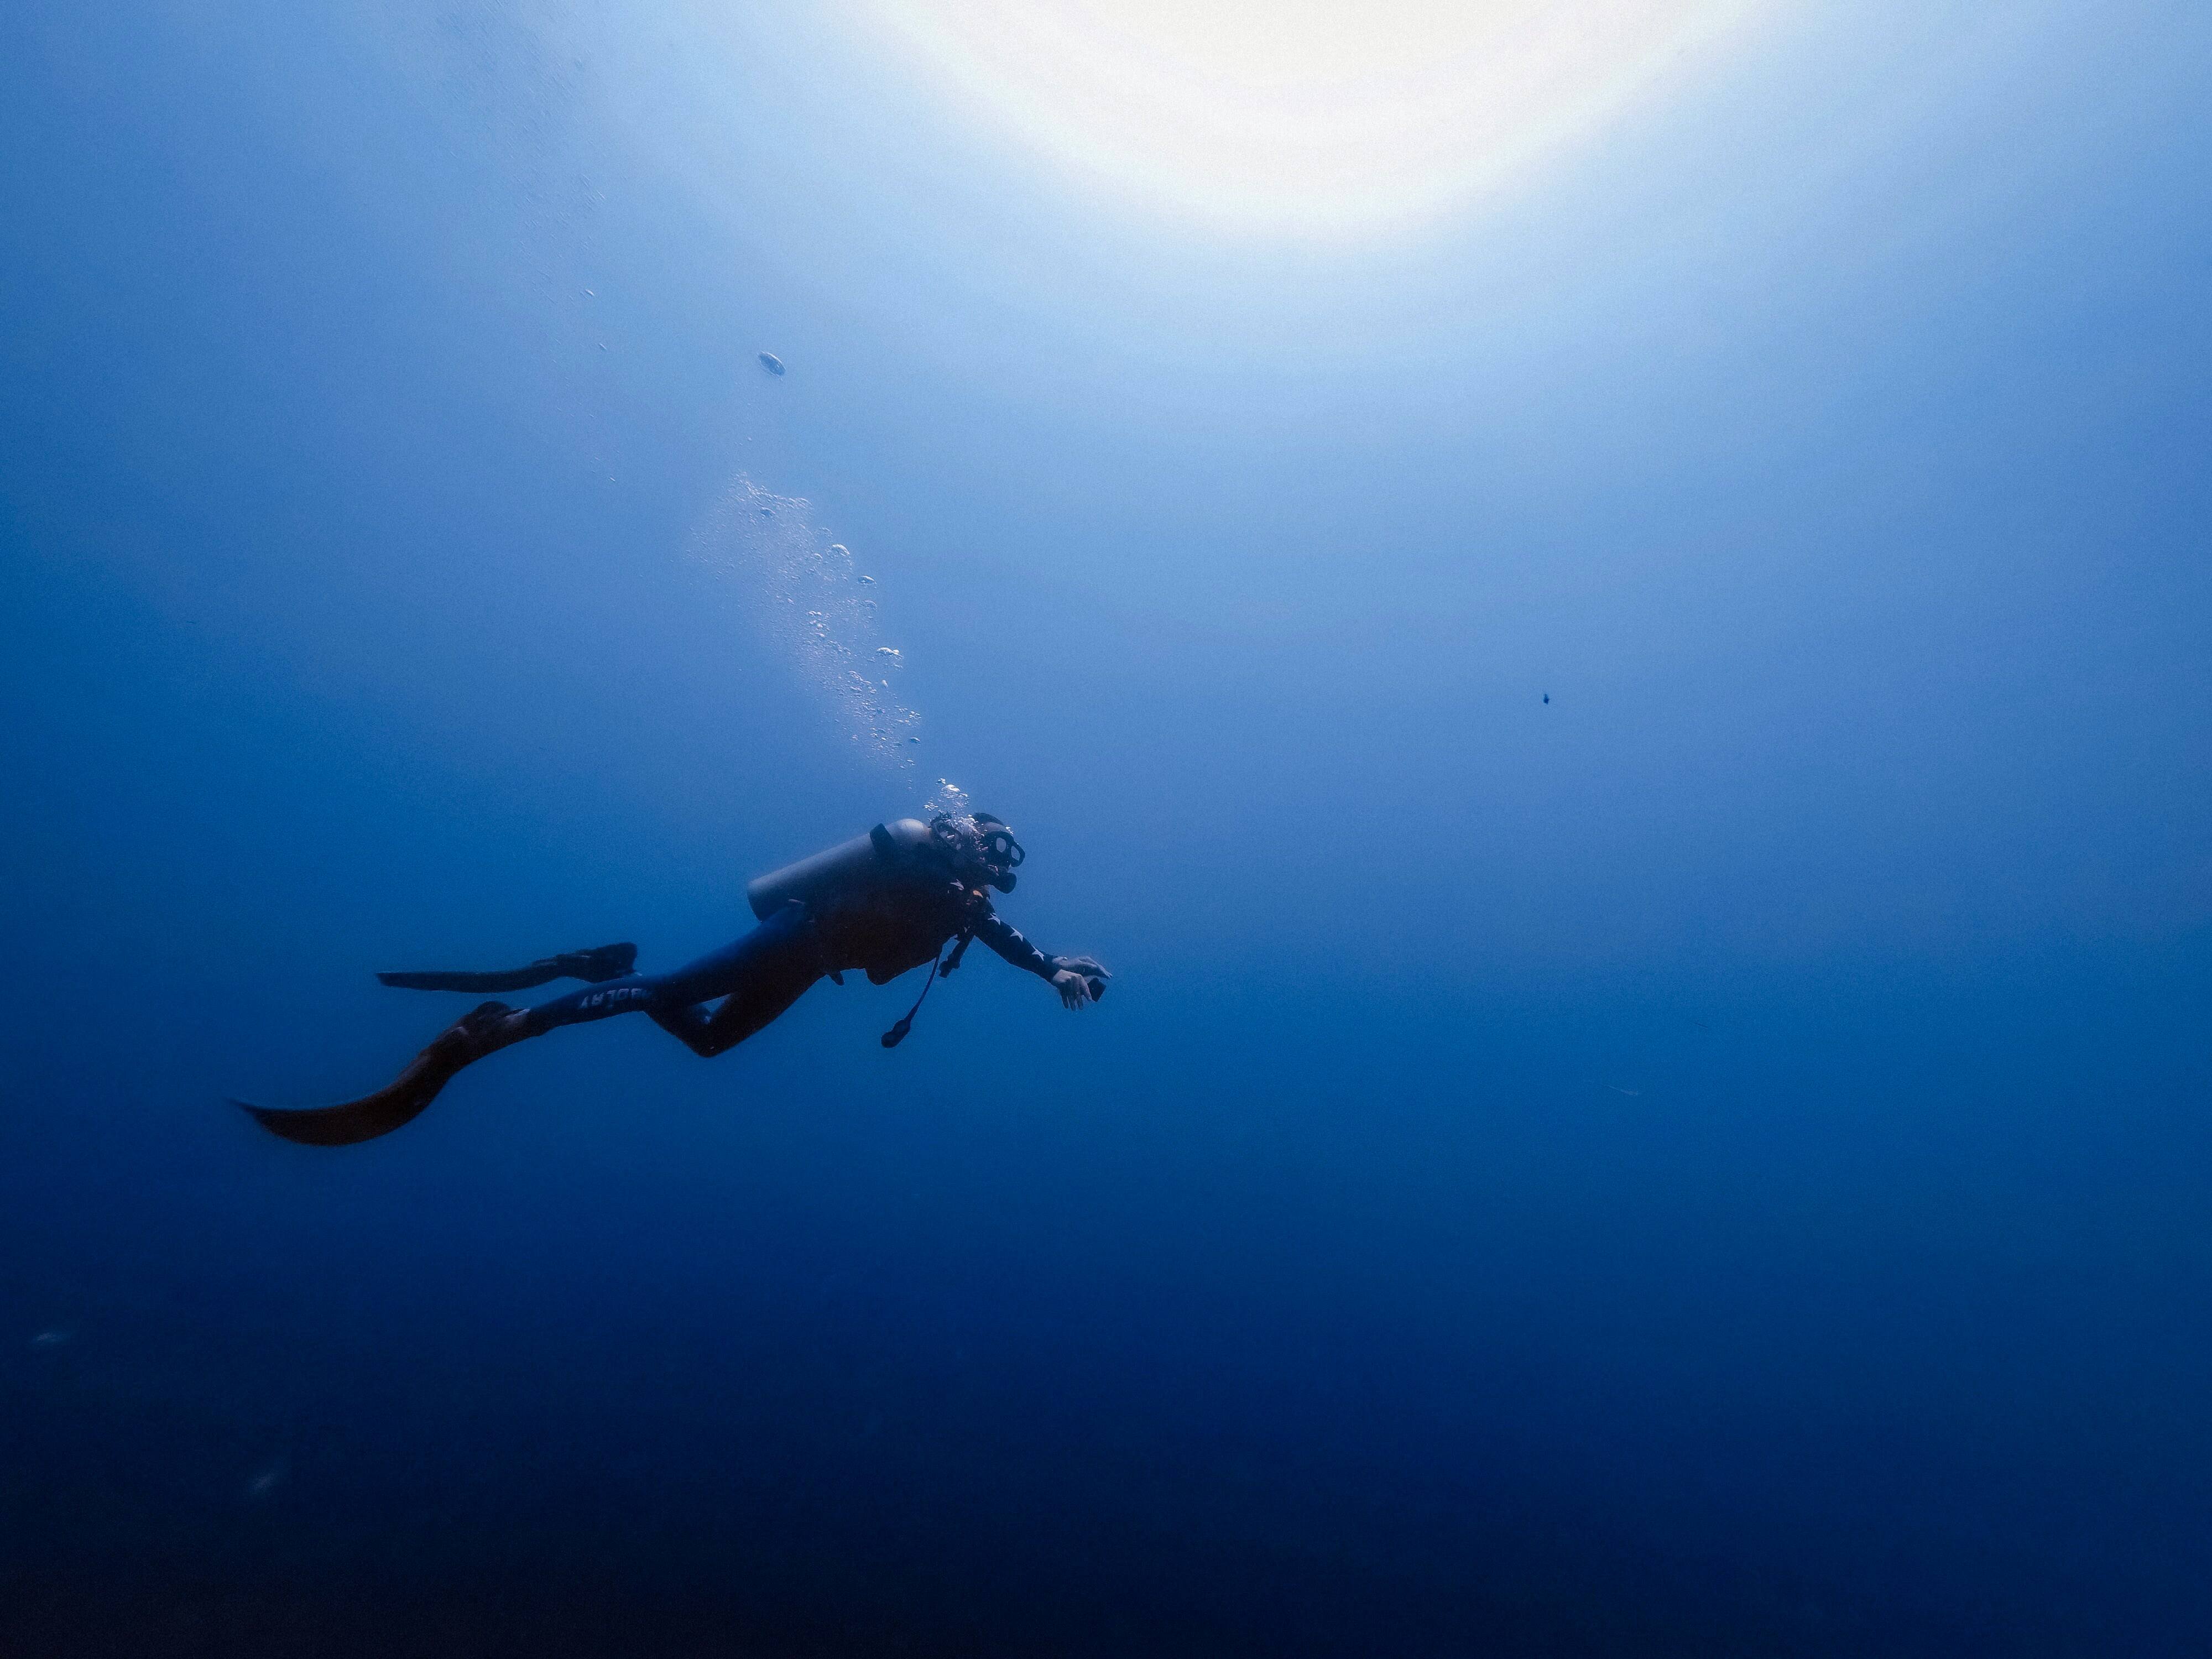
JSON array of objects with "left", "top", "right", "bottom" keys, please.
[{"left": 238, "top": 812, "right": 1109, "bottom": 1146}]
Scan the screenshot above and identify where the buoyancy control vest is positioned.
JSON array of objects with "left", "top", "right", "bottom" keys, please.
[{"left": 747, "top": 820, "right": 974, "bottom": 985}]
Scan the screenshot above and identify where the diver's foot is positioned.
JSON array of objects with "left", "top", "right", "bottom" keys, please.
[
  {"left": 444, "top": 999, "right": 526, "bottom": 1060},
  {"left": 555, "top": 943, "right": 638, "bottom": 983}
]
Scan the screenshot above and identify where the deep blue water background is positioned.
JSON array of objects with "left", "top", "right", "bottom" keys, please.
[{"left": 5, "top": 2, "right": 2211, "bottom": 1653}]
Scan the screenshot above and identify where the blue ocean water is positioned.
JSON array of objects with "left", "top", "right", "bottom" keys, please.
[{"left": 4, "top": 3, "right": 2210, "bottom": 1653}]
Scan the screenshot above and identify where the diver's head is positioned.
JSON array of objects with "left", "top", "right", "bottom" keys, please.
[{"left": 928, "top": 811, "right": 1025, "bottom": 893}]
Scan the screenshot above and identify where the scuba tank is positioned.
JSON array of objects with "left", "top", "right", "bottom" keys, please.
[{"left": 745, "top": 818, "right": 942, "bottom": 921}]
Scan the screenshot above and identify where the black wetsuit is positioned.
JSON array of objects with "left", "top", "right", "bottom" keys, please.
[
  {"left": 234, "top": 831, "right": 1105, "bottom": 1146},
  {"left": 518, "top": 877, "right": 1063, "bottom": 1057}
]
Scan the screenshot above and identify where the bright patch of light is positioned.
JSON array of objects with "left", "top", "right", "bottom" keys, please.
[{"left": 854, "top": 0, "right": 1766, "bottom": 238}]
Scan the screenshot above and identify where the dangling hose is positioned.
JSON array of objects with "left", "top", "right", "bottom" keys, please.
[{"left": 880, "top": 930, "right": 971, "bottom": 1048}]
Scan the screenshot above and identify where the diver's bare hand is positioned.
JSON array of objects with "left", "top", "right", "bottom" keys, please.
[{"left": 1052, "top": 969, "right": 1095, "bottom": 1010}]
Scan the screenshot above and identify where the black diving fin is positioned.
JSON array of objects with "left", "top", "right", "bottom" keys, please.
[
  {"left": 234, "top": 1001, "right": 517, "bottom": 1146},
  {"left": 376, "top": 942, "right": 636, "bottom": 993}
]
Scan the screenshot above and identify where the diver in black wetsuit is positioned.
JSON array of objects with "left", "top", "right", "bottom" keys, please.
[{"left": 239, "top": 813, "right": 1109, "bottom": 1146}]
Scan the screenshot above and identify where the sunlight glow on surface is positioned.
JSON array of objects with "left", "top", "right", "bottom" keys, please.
[{"left": 854, "top": 0, "right": 1768, "bottom": 238}]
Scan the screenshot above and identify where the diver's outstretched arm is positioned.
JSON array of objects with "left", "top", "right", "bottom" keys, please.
[{"left": 971, "top": 913, "right": 1109, "bottom": 1007}]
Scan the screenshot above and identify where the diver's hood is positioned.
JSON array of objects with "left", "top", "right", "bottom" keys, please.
[{"left": 935, "top": 811, "right": 1024, "bottom": 893}]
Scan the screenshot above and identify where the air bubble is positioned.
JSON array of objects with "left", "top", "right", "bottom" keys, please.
[{"left": 691, "top": 476, "right": 924, "bottom": 770}]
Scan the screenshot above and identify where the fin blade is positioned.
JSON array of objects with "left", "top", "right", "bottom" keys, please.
[
  {"left": 234, "top": 1003, "right": 511, "bottom": 1146},
  {"left": 230, "top": 1079, "right": 442, "bottom": 1147},
  {"left": 377, "top": 967, "right": 544, "bottom": 992}
]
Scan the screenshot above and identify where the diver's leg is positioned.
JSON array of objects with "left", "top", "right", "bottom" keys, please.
[
  {"left": 517, "top": 904, "right": 823, "bottom": 1057},
  {"left": 644, "top": 1000, "right": 721, "bottom": 1055},
  {"left": 656, "top": 940, "right": 824, "bottom": 1058},
  {"left": 237, "top": 919, "right": 816, "bottom": 1145},
  {"left": 508, "top": 973, "right": 659, "bottom": 1034},
  {"left": 644, "top": 904, "right": 827, "bottom": 1057}
]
